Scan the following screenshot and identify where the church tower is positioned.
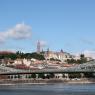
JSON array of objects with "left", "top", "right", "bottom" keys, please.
[{"left": 37, "top": 40, "right": 41, "bottom": 53}]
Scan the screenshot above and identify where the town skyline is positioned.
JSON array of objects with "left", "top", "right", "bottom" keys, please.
[
  {"left": 0, "top": 1, "right": 95, "bottom": 94},
  {"left": 0, "top": 0, "right": 95, "bottom": 56}
]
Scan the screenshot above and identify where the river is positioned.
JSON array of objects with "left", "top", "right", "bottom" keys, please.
[{"left": 0, "top": 83, "right": 95, "bottom": 95}]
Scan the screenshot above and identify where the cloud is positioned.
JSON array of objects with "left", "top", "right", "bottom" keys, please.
[{"left": 0, "top": 23, "right": 32, "bottom": 43}]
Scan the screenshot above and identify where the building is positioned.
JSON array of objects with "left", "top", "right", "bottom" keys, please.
[{"left": 44, "top": 49, "right": 73, "bottom": 62}]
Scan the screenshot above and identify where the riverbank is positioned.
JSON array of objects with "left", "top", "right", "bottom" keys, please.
[{"left": 0, "top": 78, "right": 95, "bottom": 85}]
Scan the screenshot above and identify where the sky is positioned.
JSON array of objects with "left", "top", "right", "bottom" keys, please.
[{"left": 0, "top": 0, "right": 95, "bottom": 54}]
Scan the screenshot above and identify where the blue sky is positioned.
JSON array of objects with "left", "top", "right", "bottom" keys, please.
[{"left": 0, "top": 0, "right": 95, "bottom": 53}]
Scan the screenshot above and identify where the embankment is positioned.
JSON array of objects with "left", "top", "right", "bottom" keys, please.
[{"left": 0, "top": 78, "right": 95, "bottom": 85}]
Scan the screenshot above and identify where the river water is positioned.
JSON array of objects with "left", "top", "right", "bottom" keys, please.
[{"left": 0, "top": 83, "right": 95, "bottom": 95}]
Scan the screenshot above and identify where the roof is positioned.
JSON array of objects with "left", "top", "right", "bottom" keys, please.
[{"left": 0, "top": 51, "right": 15, "bottom": 54}]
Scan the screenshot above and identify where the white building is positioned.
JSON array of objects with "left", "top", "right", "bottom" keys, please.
[{"left": 13, "top": 58, "right": 32, "bottom": 66}]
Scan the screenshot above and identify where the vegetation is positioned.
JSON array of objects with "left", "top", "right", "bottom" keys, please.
[
  {"left": 84, "top": 73, "right": 95, "bottom": 78},
  {"left": 38, "top": 73, "right": 45, "bottom": 79},
  {"left": 0, "top": 53, "right": 17, "bottom": 60},
  {"left": 66, "top": 58, "right": 76, "bottom": 64},
  {"left": 66, "top": 54, "right": 88, "bottom": 64},
  {"left": 68, "top": 73, "right": 81, "bottom": 78},
  {"left": 0, "top": 51, "right": 45, "bottom": 60},
  {"left": 38, "top": 73, "right": 55, "bottom": 79},
  {"left": 50, "top": 58, "right": 61, "bottom": 62},
  {"left": 31, "top": 73, "right": 36, "bottom": 78},
  {"left": 0, "top": 51, "right": 89, "bottom": 65}
]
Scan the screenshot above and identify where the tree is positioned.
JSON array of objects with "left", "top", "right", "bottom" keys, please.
[
  {"left": 69, "top": 73, "right": 81, "bottom": 78},
  {"left": 31, "top": 52, "right": 45, "bottom": 60},
  {"left": 15, "top": 52, "right": 45, "bottom": 60},
  {"left": 80, "top": 54, "right": 85, "bottom": 59},
  {"left": 16, "top": 51, "right": 24, "bottom": 58},
  {"left": 50, "top": 58, "right": 55, "bottom": 61},
  {"left": 49, "top": 73, "right": 55, "bottom": 78},
  {"left": 66, "top": 58, "right": 76, "bottom": 64},
  {"left": 80, "top": 54, "right": 87, "bottom": 63},
  {"left": 31, "top": 73, "right": 36, "bottom": 79},
  {"left": 38, "top": 73, "right": 45, "bottom": 79}
]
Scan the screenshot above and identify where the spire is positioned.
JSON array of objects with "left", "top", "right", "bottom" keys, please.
[
  {"left": 37, "top": 40, "right": 41, "bottom": 53},
  {"left": 47, "top": 48, "right": 50, "bottom": 52},
  {"left": 60, "top": 49, "right": 63, "bottom": 53}
]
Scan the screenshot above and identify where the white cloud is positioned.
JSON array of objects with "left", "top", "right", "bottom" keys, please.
[{"left": 0, "top": 23, "right": 32, "bottom": 43}]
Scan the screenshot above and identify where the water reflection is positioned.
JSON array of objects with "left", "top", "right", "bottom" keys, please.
[{"left": 0, "top": 83, "right": 95, "bottom": 95}]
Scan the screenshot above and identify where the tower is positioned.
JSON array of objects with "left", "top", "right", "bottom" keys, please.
[
  {"left": 37, "top": 40, "right": 41, "bottom": 53},
  {"left": 60, "top": 49, "right": 64, "bottom": 53}
]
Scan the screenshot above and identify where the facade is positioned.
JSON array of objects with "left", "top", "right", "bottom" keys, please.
[{"left": 44, "top": 49, "right": 73, "bottom": 62}]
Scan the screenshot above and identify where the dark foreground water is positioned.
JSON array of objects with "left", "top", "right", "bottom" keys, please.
[{"left": 0, "top": 83, "right": 95, "bottom": 95}]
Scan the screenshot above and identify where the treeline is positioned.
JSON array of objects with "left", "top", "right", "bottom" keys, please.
[{"left": 0, "top": 51, "right": 45, "bottom": 60}]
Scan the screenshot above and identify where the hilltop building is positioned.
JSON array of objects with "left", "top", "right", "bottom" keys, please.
[{"left": 42, "top": 49, "right": 73, "bottom": 62}]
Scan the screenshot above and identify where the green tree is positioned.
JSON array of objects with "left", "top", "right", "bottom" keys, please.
[
  {"left": 66, "top": 58, "right": 76, "bottom": 64},
  {"left": 80, "top": 54, "right": 87, "bottom": 64},
  {"left": 31, "top": 52, "right": 45, "bottom": 60},
  {"left": 31, "top": 73, "right": 36, "bottom": 79},
  {"left": 38, "top": 73, "right": 45, "bottom": 79}
]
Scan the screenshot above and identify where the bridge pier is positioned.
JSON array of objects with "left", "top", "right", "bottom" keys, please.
[
  {"left": 36, "top": 74, "right": 38, "bottom": 79},
  {"left": 9, "top": 75, "right": 15, "bottom": 80},
  {"left": 54, "top": 73, "right": 63, "bottom": 79},
  {"left": 64, "top": 73, "right": 69, "bottom": 80},
  {"left": 9, "top": 75, "right": 21, "bottom": 80}
]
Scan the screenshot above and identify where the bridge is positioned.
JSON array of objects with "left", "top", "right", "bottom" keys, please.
[{"left": 0, "top": 61, "right": 95, "bottom": 75}]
